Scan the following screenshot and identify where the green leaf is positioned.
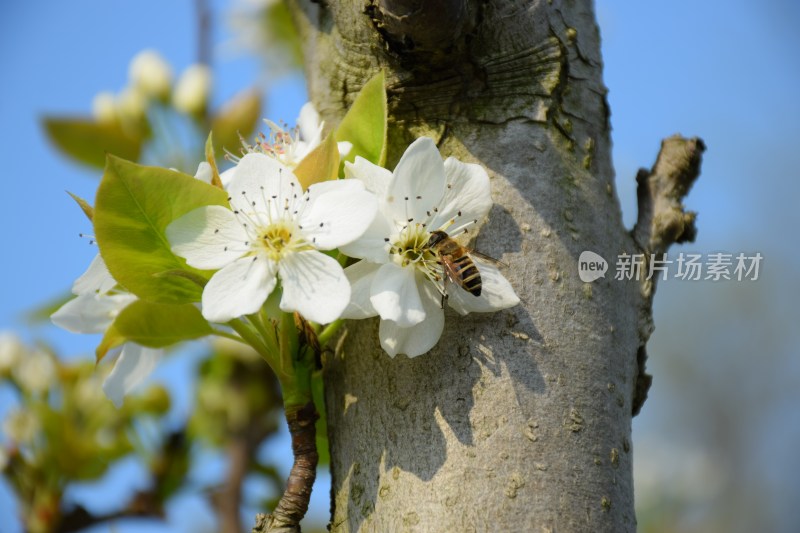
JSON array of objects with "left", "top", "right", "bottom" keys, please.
[
  {"left": 293, "top": 132, "right": 340, "bottom": 189},
  {"left": 263, "top": 1, "right": 303, "bottom": 69},
  {"left": 335, "top": 71, "right": 387, "bottom": 167},
  {"left": 96, "top": 323, "right": 125, "bottom": 362},
  {"left": 94, "top": 156, "right": 228, "bottom": 304},
  {"left": 67, "top": 191, "right": 94, "bottom": 222},
  {"left": 113, "top": 300, "right": 212, "bottom": 348},
  {"left": 210, "top": 89, "right": 262, "bottom": 156},
  {"left": 43, "top": 117, "right": 142, "bottom": 169}
]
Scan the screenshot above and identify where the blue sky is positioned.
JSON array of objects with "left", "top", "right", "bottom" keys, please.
[{"left": 1, "top": 1, "right": 799, "bottom": 531}]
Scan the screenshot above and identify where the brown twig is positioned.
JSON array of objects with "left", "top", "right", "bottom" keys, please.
[
  {"left": 631, "top": 135, "right": 705, "bottom": 415},
  {"left": 253, "top": 402, "right": 319, "bottom": 533},
  {"left": 55, "top": 491, "right": 163, "bottom": 533},
  {"left": 195, "top": 0, "right": 212, "bottom": 67}
]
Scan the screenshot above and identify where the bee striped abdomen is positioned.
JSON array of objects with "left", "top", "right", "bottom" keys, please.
[{"left": 454, "top": 254, "right": 482, "bottom": 296}]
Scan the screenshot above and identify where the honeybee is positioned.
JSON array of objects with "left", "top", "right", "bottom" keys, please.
[{"left": 425, "top": 230, "right": 503, "bottom": 301}]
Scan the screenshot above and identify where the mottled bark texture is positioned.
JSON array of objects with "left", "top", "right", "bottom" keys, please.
[
  {"left": 285, "top": 1, "right": 701, "bottom": 530},
  {"left": 254, "top": 403, "right": 319, "bottom": 533}
]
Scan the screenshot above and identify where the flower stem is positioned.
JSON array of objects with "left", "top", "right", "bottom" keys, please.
[
  {"left": 228, "top": 319, "right": 270, "bottom": 360},
  {"left": 209, "top": 328, "right": 247, "bottom": 343},
  {"left": 317, "top": 319, "right": 344, "bottom": 347}
]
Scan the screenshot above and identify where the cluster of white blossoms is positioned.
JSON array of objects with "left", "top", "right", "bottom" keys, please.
[
  {"left": 53, "top": 105, "right": 518, "bottom": 404},
  {"left": 169, "top": 136, "right": 518, "bottom": 356}
]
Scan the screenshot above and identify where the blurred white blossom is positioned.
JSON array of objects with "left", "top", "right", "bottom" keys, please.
[
  {"left": 173, "top": 64, "right": 212, "bottom": 115},
  {"left": 128, "top": 49, "right": 173, "bottom": 100},
  {"left": 3, "top": 408, "right": 41, "bottom": 445},
  {"left": 0, "top": 332, "right": 24, "bottom": 373},
  {"left": 116, "top": 86, "right": 147, "bottom": 122},
  {"left": 14, "top": 351, "right": 56, "bottom": 394},
  {"left": 91, "top": 91, "right": 117, "bottom": 123}
]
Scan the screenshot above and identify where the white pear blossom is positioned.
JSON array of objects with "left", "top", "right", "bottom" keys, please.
[
  {"left": 173, "top": 64, "right": 212, "bottom": 115},
  {"left": 128, "top": 49, "right": 173, "bottom": 100},
  {"left": 2, "top": 408, "right": 41, "bottom": 445},
  {"left": 14, "top": 350, "right": 57, "bottom": 394},
  {"left": 339, "top": 137, "right": 519, "bottom": 357},
  {"left": 116, "top": 86, "right": 147, "bottom": 122},
  {"left": 51, "top": 254, "right": 161, "bottom": 408},
  {"left": 167, "top": 153, "right": 377, "bottom": 324},
  {"left": 92, "top": 91, "right": 117, "bottom": 123},
  {"left": 228, "top": 103, "right": 351, "bottom": 175},
  {"left": 0, "top": 332, "right": 24, "bottom": 373}
]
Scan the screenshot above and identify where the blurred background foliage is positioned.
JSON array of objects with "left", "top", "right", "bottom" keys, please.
[{"left": 0, "top": 1, "right": 798, "bottom": 532}]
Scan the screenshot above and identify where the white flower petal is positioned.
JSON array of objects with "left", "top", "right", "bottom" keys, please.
[
  {"left": 370, "top": 263, "right": 425, "bottom": 327},
  {"left": 338, "top": 209, "right": 393, "bottom": 263},
  {"left": 72, "top": 254, "right": 116, "bottom": 295},
  {"left": 102, "top": 344, "right": 161, "bottom": 407},
  {"left": 298, "top": 180, "right": 377, "bottom": 250},
  {"left": 167, "top": 205, "right": 248, "bottom": 270},
  {"left": 51, "top": 293, "right": 137, "bottom": 334},
  {"left": 227, "top": 153, "right": 301, "bottom": 219},
  {"left": 337, "top": 141, "right": 353, "bottom": 158},
  {"left": 202, "top": 255, "right": 277, "bottom": 322},
  {"left": 344, "top": 157, "right": 393, "bottom": 199},
  {"left": 429, "top": 157, "right": 493, "bottom": 234},
  {"left": 194, "top": 161, "right": 213, "bottom": 183},
  {"left": 447, "top": 260, "right": 519, "bottom": 315},
  {"left": 220, "top": 166, "right": 236, "bottom": 188},
  {"left": 386, "top": 137, "right": 445, "bottom": 224},
  {"left": 379, "top": 281, "right": 444, "bottom": 357},
  {"left": 278, "top": 250, "right": 350, "bottom": 324},
  {"left": 298, "top": 102, "right": 323, "bottom": 149},
  {"left": 341, "top": 260, "right": 380, "bottom": 319}
]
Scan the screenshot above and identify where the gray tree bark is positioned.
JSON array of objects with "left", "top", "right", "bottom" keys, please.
[{"left": 284, "top": 1, "right": 702, "bottom": 531}]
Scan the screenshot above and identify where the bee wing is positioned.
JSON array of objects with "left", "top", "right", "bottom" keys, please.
[
  {"left": 440, "top": 257, "right": 464, "bottom": 285},
  {"left": 469, "top": 249, "right": 508, "bottom": 268}
]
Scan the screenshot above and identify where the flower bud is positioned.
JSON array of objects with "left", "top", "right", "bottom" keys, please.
[
  {"left": 91, "top": 91, "right": 117, "bottom": 123},
  {"left": 128, "top": 49, "right": 173, "bottom": 100},
  {"left": 15, "top": 350, "right": 56, "bottom": 394},
  {"left": 116, "top": 86, "right": 147, "bottom": 122},
  {"left": 173, "top": 64, "right": 212, "bottom": 116},
  {"left": 0, "top": 332, "right": 23, "bottom": 374},
  {"left": 2, "top": 408, "right": 41, "bottom": 444}
]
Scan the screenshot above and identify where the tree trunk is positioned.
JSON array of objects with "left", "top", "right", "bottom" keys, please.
[{"left": 286, "top": 1, "right": 701, "bottom": 530}]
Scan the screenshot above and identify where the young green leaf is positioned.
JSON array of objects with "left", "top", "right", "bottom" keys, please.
[
  {"left": 210, "top": 89, "right": 262, "bottom": 155},
  {"left": 293, "top": 132, "right": 341, "bottom": 189},
  {"left": 112, "top": 300, "right": 212, "bottom": 348},
  {"left": 96, "top": 323, "right": 125, "bottom": 362},
  {"left": 67, "top": 191, "right": 94, "bottom": 222},
  {"left": 43, "top": 117, "right": 143, "bottom": 169},
  {"left": 94, "top": 156, "right": 228, "bottom": 304},
  {"left": 335, "top": 71, "right": 387, "bottom": 167}
]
